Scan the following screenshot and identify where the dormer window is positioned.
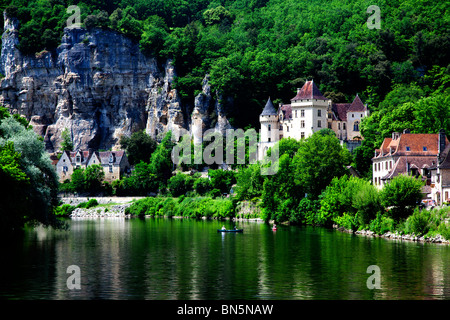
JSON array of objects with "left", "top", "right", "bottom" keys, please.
[
  {"left": 423, "top": 147, "right": 427, "bottom": 151},
  {"left": 406, "top": 146, "right": 411, "bottom": 151}
]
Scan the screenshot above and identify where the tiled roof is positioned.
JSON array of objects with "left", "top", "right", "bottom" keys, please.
[
  {"left": 382, "top": 156, "right": 436, "bottom": 180},
  {"left": 66, "top": 150, "right": 126, "bottom": 166},
  {"left": 332, "top": 103, "right": 351, "bottom": 121},
  {"left": 374, "top": 133, "right": 448, "bottom": 159},
  {"left": 438, "top": 143, "right": 450, "bottom": 169},
  {"left": 291, "top": 80, "right": 327, "bottom": 101},
  {"left": 260, "top": 97, "right": 277, "bottom": 116},
  {"left": 99, "top": 150, "right": 125, "bottom": 165},
  {"left": 279, "top": 104, "right": 292, "bottom": 120},
  {"left": 347, "top": 94, "right": 367, "bottom": 112}
]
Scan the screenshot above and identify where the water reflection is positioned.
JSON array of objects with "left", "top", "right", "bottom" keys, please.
[{"left": 1, "top": 218, "right": 450, "bottom": 300}]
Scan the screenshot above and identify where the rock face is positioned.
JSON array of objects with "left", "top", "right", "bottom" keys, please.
[{"left": 0, "top": 13, "right": 231, "bottom": 152}]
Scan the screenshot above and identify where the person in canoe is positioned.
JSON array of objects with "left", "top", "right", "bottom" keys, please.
[{"left": 222, "top": 225, "right": 226, "bottom": 230}]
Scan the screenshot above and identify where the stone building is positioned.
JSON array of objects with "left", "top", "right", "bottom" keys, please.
[
  {"left": 372, "top": 130, "right": 448, "bottom": 192},
  {"left": 258, "top": 80, "right": 369, "bottom": 159},
  {"left": 56, "top": 150, "right": 130, "bottom": 183}
]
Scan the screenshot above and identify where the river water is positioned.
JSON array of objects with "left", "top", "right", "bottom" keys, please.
[{"left": 1, "top": 218, "right": 450, "bottom": 300}]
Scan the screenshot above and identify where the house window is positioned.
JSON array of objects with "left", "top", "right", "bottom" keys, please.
[
  {"left": 317, "top": 120, "right": 321, "bottom": 128},
  {"left": 109, "top": 165, "right": 113, "bottom": 173},
  {"left": 374, "top": 163, "right": 377, "bottom": 172},
  {"left": 301, "top": 110, "right": 305, "bottom": 117},
  {"left": 318, "top": 110, "right": 321, "bottom": 117},
  {"left": 268, "top": 124, "right": 271, "bottom": 131},
  {"left": 301, "top": 132, "right": 305, "bottom": 139},
  {"left": 343, "top": 123, "right": 346, "bottom": 130},
  {"left": 295, "top": 110, "right": 298, "bottom": 118},
  {"left": 328, "top": 122, "right": 332, "bottom": 129},
  {"left": 352, "top": 114, "right": 354, "bottom": 118},
  {"left": 301, "top": 120, "right": 305, "bottom": 128},
  {"left": 423, "top": 146, "right": 427, "bottom": 151},
  {"left": 76, "top": 156, "right": 81, "bottom": 163},
  {"left": 268, "top": 138, "right": 271, "bottom": 142},
  {"left": 287, "top": 126, "right": 289, "bottom": 132},
  {"left": 406, "top": 146, "right": 411, "bottom": 151},
  {"left": 338, "top": 123, "right": 341, "bottom": 130}
]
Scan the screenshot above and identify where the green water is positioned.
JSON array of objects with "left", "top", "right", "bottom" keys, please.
[{"left": 1, "top": 218, "right": 450, "bottom": 300}]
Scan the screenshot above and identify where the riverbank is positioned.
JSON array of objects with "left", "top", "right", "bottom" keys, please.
[
  {"left": 70, "top": 203, "right": 133, "bottom": 218},
  {"left": 334, "top": 224, "right": 450, "bottom": 245}
]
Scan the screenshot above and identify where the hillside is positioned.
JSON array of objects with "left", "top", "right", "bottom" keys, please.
[{"left": 0, "top": 0, "right": 448, "bottom": 175}]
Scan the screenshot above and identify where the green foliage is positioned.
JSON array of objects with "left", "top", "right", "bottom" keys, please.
[
  {"left": 234, "top": 163, "right": 264, "bottom": 201},
  {"left": 368, "top": 213, "right": 395, "bottom": 235},
  {"left": 0, "top": 109, "right": 59, "bottom": 232},
  {"left": 207, "top": 169, "right": 236, "bottom": 194},
  {"left": 119, "top": 130, "right": 157, "bottom": 165},
  {"left": 60, "top": 128, "right": 73, "bottom": 152},
  {"left": 406, "top": 208, "right": 431, "bottom": 237},
  {"left": 126, "top": 196, "right": 236, "bottom": 219},
  {"left": 380, "top": 174, "right": 424, "bottom": 221},
  {"left": 53, "top": 203, "right": 76, "bottom": 217},
  {"left": 293, "top": 131, "right": 352, "bottom": 199},
  {"left": 193, "top": 177, "right": 212, "bottom": 195},
  {"left": 167, "top": 172, "right": 194, "bottom": 197},
  {"left": 149, "top": 131, "right": 176, "bottom": 188}
]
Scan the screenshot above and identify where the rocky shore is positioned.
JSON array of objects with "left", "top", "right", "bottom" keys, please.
[
  {"left": 334, "top": 225, "right": 450, "bottom": 244},
  {"left": 70, "top": 203, "right": 132, "bottom": 218}
]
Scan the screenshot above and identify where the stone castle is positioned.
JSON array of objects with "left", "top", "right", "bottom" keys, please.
[{"left": 258, "top": 80, "right": 369, "bottom": 160}]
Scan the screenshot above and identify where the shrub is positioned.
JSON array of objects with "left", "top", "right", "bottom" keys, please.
[
  {"left": 86, "top": 199, "right": 99, "bottom": 209},
  {"left": 53, "top": 204, "right": 76, "bottom": 217},
  {"left": 369, "top": 213, "right": 395, "bottom": 235},
  {"left": 333, "top": 212, "right": 359, "bottom": 232}
]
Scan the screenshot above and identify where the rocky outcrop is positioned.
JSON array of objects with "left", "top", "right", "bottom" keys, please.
[{"left": 0, "top": 12, "right": 231, "bottom": 152}]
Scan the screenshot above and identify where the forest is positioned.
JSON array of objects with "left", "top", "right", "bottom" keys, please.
[{"left": 0, "top": 0, "right": 448, "bottom": 178}]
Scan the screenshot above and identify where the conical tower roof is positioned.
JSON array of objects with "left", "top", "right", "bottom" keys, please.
[
  {"left": 260, "top": 97, "right": 277, "bottom": 116},
  {"left": 347, "top": 94, "right": 366, "bottom": 112}
]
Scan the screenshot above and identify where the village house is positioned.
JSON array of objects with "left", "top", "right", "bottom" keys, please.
[
  {"left": 372, "top": 130, "right": 449, "bottom": 200},
  {"left": 430, "top": 130, "right": 450, "bottom": 205},
  {"left": 258, "top": 80, "right": 369, "bottom": 160},
  {"left": 56, "top": 149, "right": 130, "bottom": 183}
]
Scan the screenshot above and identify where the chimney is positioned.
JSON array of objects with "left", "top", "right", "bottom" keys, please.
[
  {"left": 439, "top": 129, "right": 446, "bottom": 157},
  {"left": 403, "top": 129, "right": 410, "bottom": 134}
]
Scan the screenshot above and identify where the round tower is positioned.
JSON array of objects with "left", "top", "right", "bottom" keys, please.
[{"left": 259, "top": 97, "right": 279, "bottom": 160}]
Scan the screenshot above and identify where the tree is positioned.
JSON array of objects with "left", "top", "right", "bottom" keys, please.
[
  {"left": 61, "top": 128, "right": 73, "bottom": 152},
  {"left": 71, "top": 168, "right": 86, "bottom": 193},
  {"left": 84, "top": 164, "right": 105, "bottom": 193},
  {"left": 380, "top": 174, "right": 424, "bottom": 221},
  {"left": 167, "top": 173, "right": 193, "bottom": 197},
  {"left": 120, "top": 130, "right": 157, "bottom": 165},
  {"left": 208, "top": 169, "right": 236, "bottom": 194},
  {"left": 293, "top": 131, "right": 352, "bottom": 199},
  {"left": 149, "top": 131, "right": 176, "bottom": 188},
  {"left": 0, "top": 111, "right": 59, "bottom": 232}
]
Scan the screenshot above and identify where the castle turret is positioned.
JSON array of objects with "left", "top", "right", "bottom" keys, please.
[{"left": 259, "top": 97, "right": 279, "bottom": 160}]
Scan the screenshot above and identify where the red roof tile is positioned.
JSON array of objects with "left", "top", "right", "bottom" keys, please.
[
  {"left": 291, "top": 80, "right": 327, "bottom": 101},
  {"left": 347, "top": 94, "right": 366, "bottom": 112}
]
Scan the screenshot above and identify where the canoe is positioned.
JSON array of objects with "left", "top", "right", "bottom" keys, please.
[{"left": 217, "top": 229, "right": 243, "bottom": 233}]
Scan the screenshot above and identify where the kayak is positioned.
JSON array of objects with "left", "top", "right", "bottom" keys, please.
[{"left": 217, "top": 229, "right": 243, "bottom": 233}]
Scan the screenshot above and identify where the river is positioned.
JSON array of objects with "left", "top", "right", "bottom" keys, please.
[{"left": 1, "top": 217, "right": 450, "bottom": 300}]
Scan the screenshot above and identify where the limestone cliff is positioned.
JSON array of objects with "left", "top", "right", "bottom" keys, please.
[{"left": 0, "top": 12, "right": 231, "bottom": 152}]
